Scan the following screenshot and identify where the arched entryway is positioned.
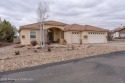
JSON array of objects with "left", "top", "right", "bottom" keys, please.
[{"left": 47, "top": 27, "right": 64, "bottom": 43}]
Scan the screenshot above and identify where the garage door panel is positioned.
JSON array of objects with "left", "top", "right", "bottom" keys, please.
[
  {"left": 88, "top": 32, "right": 105, "bottom": 43},
  {"left": 72, "top": 32, "right": 80, "bottom": 43}
]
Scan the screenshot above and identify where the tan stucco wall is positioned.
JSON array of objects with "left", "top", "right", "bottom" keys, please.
[
  {"left": 36, "top": 30, "right": 40, "bottom": 44},
  {"left": 104, "top": 32, "right": 108, "bottom": 43},
  {"left": 20, "top": 29, "right": 41, "bottom": 45},
  {"left": 81, "top": 31, "right": 88, "bottom": 43},
  {"left": 51, "top": 28, "right": 61, "bottom": 41},
  {"left": 64, "top": 31, "right": 72, "bottom": 43},
  {"left": 20, "top": 29, "right": 30, "bottom": 45}
]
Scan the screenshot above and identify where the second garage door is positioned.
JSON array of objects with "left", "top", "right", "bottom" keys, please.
[
  {"left": 72, "top": 32, "right": 80, "bottom": 43},
  {"left": 88, "top": 32, "right": 106, "bottom": 43}
]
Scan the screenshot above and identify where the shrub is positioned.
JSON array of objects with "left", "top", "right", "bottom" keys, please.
[
  {"left": 15, "top": 51, "right": 20, "bottom": 55},
  {"left": 47, "top": 47, "right": 51, "bottom": 52},
  {"left": 46, "top": 42, "right": 50, "bottom": 45},
  {"left": 46, "top": 42, "right": 51, "bottom": 52},
  {"left": 34, "top": 50, "right": 37, "bottom": 53},
  {"left": 31, "top": 40, "right": 37, "bottom": 46}
]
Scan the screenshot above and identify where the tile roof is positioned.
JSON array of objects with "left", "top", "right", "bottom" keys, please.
[
  {"left": 64, "top": 24, "right": 108, "bottom": 31},
  {"left": 20, "top": 20, "right": 67, "bottom": 30},
  {"left": 20, "top": 21, "right": 108, "bottom": 32}
]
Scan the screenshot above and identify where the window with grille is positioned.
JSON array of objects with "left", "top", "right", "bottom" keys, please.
[{"left": 30, "top": 30, "right": 36, "bottom": 38}]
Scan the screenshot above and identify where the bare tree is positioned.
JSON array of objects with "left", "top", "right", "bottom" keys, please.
[{"left": 37, "top": 1, "right": 49, "bottom": 48}]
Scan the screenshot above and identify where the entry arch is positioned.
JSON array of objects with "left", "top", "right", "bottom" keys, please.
[{"left": 47, "top": 27, "right": 64, "bottom": 43}]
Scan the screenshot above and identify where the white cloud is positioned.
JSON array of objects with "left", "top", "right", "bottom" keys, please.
[{"left": 0, "top": 0, "right": 125, "bottom": 30}]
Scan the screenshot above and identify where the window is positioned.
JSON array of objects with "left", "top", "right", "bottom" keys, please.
[
  {"left": 72, "top": 32, "right": 79, "bottom": 34},
  {"left": 30, "top": 30, "right": 36, "bottom": 38}
]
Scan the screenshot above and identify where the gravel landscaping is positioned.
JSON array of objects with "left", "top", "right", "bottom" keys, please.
[{"left": 0, "top": 44, "right": 125, "bottom": 72}]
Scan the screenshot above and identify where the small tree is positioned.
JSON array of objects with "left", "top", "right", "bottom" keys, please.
[
  {"left": 37, "top": 1, "right": 49, "bottom": 48},
  {"left": 0, "top": 19, "right": 17, "bottom": 42}
]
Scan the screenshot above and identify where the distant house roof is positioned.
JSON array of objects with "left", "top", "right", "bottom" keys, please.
[
  {"left": 113, "top": 27, "right": 122, "bottom": 32},
  {"left": 19, "top": 20, "right": 67, "bottom": 31},
  {"left": 113, "top": 26, "right": 125, "bottom": 32},
  {"left": 64, "top": 24, "right": 108, "bottom": 32}
]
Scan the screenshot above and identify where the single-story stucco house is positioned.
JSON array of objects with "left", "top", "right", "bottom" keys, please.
[
  {"left": 19, "top": 20, "right": 108, "bottom": 45},
  {"left": 112, "top": 26, "right": 125, "bottom": 38}
]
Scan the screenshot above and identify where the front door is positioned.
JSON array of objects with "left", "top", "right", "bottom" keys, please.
[{"left": 48, "top": 32, "right": 53, "bottom": 43}]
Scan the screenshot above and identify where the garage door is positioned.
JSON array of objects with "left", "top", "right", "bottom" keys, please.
[
  {"left": 88, "top": 32, "right": 105, "bottom": 43},
  {"left": 72, "top": 32, "right": 80, "bottom": 43}
]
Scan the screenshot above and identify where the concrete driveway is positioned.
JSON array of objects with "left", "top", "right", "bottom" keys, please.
[
  {"left": 93, "top": 40, "right": 125, "bottom": 47},
  {"left": 0, "top": 51, "right": 125, "bottom": 83}
]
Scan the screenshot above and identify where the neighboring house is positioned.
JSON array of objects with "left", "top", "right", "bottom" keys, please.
[
  {"left": 19, "top": 20, "right": 108, "bottom": 45},
  {"left": 113, "top": 26, "right": 125, "bottom": 38}
]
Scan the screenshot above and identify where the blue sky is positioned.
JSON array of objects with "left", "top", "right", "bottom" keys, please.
[{"left": 0, "top": 0, "right": 125, "bottom": 30}]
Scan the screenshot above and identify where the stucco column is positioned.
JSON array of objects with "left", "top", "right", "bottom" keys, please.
[
  {"left": 61, "top": 31, "right": 64, "bottom": 39},
  {"left": 44, "top": 29, "right": 48, "bottom": 43}
]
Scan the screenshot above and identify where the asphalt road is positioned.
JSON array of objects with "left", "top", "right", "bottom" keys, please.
[{"left": 0, "top": 51, "right": 125, "bottom": 83}]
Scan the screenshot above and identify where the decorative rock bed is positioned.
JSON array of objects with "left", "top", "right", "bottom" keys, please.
[{"left": 0, "top": 44, "right": 125, "bottom": 72}]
